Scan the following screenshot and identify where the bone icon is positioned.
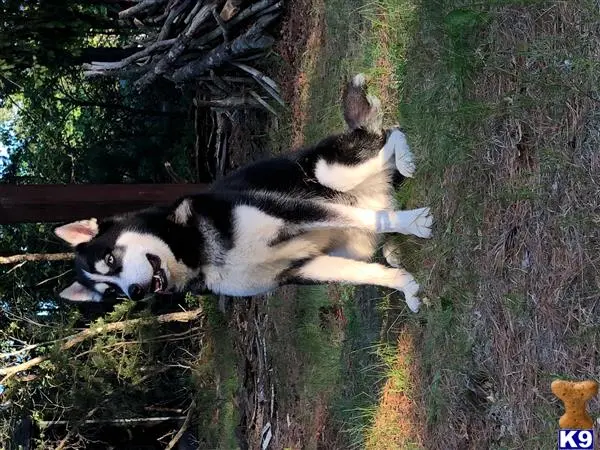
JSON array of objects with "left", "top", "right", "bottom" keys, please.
[{"left": 551, "top": 379, "right": 598, "bottom": 429}]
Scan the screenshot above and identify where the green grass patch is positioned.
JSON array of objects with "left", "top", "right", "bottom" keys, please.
[
  {"left": 293, "top": 286, "right": 344, "bottom": 397},
  {"left": 396, "top": 0, "right": 492, "bottom": 437},
  {"left": 328, "top": 286, "right": 387, "bottom": 449},
  {"left": 192, "top": 295, "right": 240, "bottom": 449},
  {"left": 297, "top": 0, "right": 428, "bottom": 447}
]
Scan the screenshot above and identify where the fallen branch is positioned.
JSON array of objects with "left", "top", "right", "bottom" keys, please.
[
  {"left": 165, "top": 400, "right": 195, "bottom": 450},
  {"left": 135, "top": 3, "right": 215, "bottom": 90},
  {"left": 157, "top": 0, "right": 192, "bottom": 41},
  {"left": 194, "top": 96, "right": 260, "bottom": 108},
  {"left": 83, "top": 39, "right": 176, "bottom": 73},
  {"left": 233, "top": 62, "right": 284, "bottom": 106},
  {"left": 0, "top": 253, "right": 73, "bottom": 265},
  {"left": 171, "top": 12, "right": 278, "bottom": 82},
  {"left": 80, "top": 0, "right": 282, "bottom": 96},
  {"left": 193, "top": 0, "right": 281, "bottom": 48},
  {"left": 119, "top": 0, "right": 167, "bottom": 19},
  {"left": 249, "top": 90, "right": 278, "bottom": 116},
  {"left": 40, "top": 416, "right": 186, "bottom": 428},
  {"left": 0, "top": 308, "right": 203, "bottom": 383}
]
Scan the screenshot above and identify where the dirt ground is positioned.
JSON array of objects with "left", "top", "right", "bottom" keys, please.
[{"left": 217, "top": 2, "right": 336, "bottom": 448}]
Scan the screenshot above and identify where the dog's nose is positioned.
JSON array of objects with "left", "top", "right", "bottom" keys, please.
[{"left": 128, "top": 284, "right": 145, "bottom": 300}]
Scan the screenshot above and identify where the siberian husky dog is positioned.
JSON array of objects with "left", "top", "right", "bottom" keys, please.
[{"left": 55, "top": 74, "right": 432, "bottom": 312}]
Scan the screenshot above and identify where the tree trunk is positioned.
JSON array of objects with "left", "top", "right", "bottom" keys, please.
[
  {"left": 0, "top": 184, "right": 207, "bottom": 224},
  {"left": 0, "top": 253, "right": 73, "bottom": 265}
]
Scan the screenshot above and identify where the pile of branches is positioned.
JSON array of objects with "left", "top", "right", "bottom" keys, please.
[{"left": 83, "top": 0, "right": 283, "bottom": 111}]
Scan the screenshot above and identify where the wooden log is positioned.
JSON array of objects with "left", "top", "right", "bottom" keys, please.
[
  {"left": 0, "top": 253, "right": 73, "bottom": 265},
  {"left": 193, "top": 0, "right": 281, "bottom": 48},
  {"left": 119, "top": 0, "right": 167, "bottom": 19},
  {"left": 171, "top": 13, "right": 278, "bottom": 83},
  {"left": 135, "top": 3, "right": 215, "bottom": 90},
  {"left": 0, "top": 184, "right": 207, "bottom": 224}
]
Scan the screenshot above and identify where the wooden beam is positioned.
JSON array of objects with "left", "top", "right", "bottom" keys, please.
[{"left": 0, "top": 184, "right": 207, "bottom": 224}]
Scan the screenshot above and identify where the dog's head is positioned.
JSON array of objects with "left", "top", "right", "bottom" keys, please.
[{"left": 55, "top": 204, "right": 199, "bottom": 302}]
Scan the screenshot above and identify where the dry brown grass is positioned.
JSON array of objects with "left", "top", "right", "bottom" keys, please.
[
  {"left": 275, "top": 0, "right": 325, "bottom": 148},
  {"left": 365, "top": 328, "right": 425, "bottom": 449},
  {"left": 408, "top": 1, "right": 600, "bottom": 448}
]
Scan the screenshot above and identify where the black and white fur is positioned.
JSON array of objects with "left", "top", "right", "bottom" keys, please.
[{"left": 55, "top": 74, "right": 432, "bottom": 312}]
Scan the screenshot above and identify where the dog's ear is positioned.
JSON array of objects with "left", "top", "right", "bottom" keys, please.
[
  {"left": 168, "top": 199, "right": 193, "bottom": 226},
  {"left": 59, "top": 282, "right": 101, "bottom": 302},
  {"left": 54, "top": 219, "right": 99, "bottom": 246}
]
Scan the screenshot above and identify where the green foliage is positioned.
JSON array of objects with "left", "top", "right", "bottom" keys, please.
[
  {"left": 0, "top": 3, "right": 215, "bottom": 447},
  {"left": 0, "top": 1, "right": 119, "bottom": 79},
  {"left": 2, "top": 72, "right": 197, "bottom": 184}
]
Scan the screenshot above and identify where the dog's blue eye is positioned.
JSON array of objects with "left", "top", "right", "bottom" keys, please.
[
  {"left": 105, "top": 287, "right": 116, "bottom": 295},
  {"left": 104, "top": 252, "right": 115, "bottom": 267}
]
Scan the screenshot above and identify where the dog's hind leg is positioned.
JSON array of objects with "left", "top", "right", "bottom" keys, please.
[
  {"left": 309, "top": 75, "right": 415, "bottom": 192},
  {"left": 344, "top": 73, "right": 416, "bottom": 178},
  {"left": 286, "top": 255, "right": 422, "bottom": 312},
  {"left": 343, "top": 74, "right": 415, "bottom": 179}
]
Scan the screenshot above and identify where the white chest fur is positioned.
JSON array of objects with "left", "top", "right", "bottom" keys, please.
[{"left": 203, "top": 205, "right": 288, "bottom": 296}]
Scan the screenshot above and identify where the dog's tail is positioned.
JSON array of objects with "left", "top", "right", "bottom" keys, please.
[{"left": 342, "top": 73, "right": 383, "bottom": 133}]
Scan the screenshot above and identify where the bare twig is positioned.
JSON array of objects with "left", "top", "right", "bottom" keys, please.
[
  {"left": 249, "top": 90, "right": 278, "bottom": 116},
  {"left": 40, "top": 416, "right": 186, "bottom": 427},
  {"left": 165, "top": 400, "right": 195, "bottom": 450},
  {"left": 5, "top": 261, "right": 26, "bottom": 275},
  {"left": 234, "top": 62, "right": 284, "bottom": 107},
  {"left": 172, "top": 13, "right": 278, "bottom": 83},
  {"left": 214, "top": 112, "right": 225, "bottom": 177},
  {"left": 194, "top": 96, "right": 260, "bottom": 108},
  {"left": 35, "top": 269, "right": 72, "bottom": 287},
  {"left": 0, "top": 253, "right": 73, "bottom": 265},
  {"left": 55, "top": 406, "right": 100, "bottom": 450}
]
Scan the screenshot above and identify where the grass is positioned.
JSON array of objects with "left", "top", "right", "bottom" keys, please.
[
  {"left": 265, "top": 285, "right": 346, "bottom": 449},
  {"left": 396, "top": 0, "right": 600, "bottom": 448},
  {"left": 284, "top": 0, "right": 600, "bottom": 448},
  {"left": 286, "top": 0, "right": 428, "bottom": 448},
  {"left": 192, "top": 295, "right": 240, "bottom": 449},
  {"left": 292, "top": 286, "right": 344, "bottom": 398}
]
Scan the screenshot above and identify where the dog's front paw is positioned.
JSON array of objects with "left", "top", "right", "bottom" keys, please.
[
  {"left": 386, "top": 129, "right": 415, "bottom": 177},
  {"left": 404, "top": 207, "right": 433, "bottom": 239},
  {"left": 388, "top": 207, "right": 432, "bottom": 238},
  {"left": 394, "top": 270, "right": 421, "bottom": 313},
  {"left": 404, "top": 281, "right": 421, "bottom": 313}
]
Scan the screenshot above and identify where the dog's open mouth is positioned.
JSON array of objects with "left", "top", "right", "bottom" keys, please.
[{"left": 147, "top": 253, "right": 168, "bottom": 293}]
